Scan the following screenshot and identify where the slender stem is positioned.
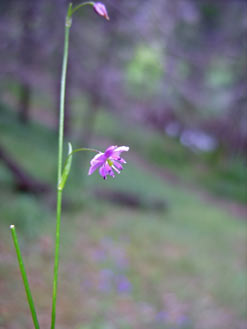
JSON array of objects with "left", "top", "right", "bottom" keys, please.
[
  {"left": 71, "top": 2, "right": 94, "bottom": 16},
  {"left": 51, "top": 2, "right": 100, "bottom": 328},
  {"left": 50, "top": 190, "right": 62, "bottom": 329},
  {"left": 10, "top": 225, "right": 40, "bottom": 329},
  {"left": 66, "top": 147, "right": 100, "bottom": 163},
  {"left": 50, "top": 5, "right": 72, "bottom": 329},
  {"left": 57, "top": 11, "right": 72, "bottom": 185},
  {"left": 71, "top": 147, "right": 101, "bottom": 154}
]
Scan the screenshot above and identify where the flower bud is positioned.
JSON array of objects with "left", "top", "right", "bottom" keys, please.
[{"left": 93, "top": 2, "right": 110, "bottom": 20}]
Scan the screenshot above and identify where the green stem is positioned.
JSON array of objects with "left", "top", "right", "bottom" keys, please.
[
  {"left": 50, "top": 4, "right": 72, "bottom": 329},
  {"left": 10, "top": 225, "right": 40, "bottom": 329},
  {"left": 51, "top": 2, "right": 99, "bottom": 328},
  {"left": 50, "top": 190, "right": 62, "bottom": 329},
  {"left": 70, "top": 147, "right": 101, "bottom": 155},
  {"left": 70, "top": 2, "right": 94, "bottom": 16},
  {"left": 64, "top": 147, "right": 100, "bottom": 166}
]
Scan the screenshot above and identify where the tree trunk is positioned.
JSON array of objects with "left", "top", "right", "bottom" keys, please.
[
  {"left": 18, "top": 0, "right": 37, "bottom": 124},
  {"left": 18, "top": 82, "right": 31, "bottom": 124},
  {"left": 0, "top": 144, "right": 50, "bottom": 194}
]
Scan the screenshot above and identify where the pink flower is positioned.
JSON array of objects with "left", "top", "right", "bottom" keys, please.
[
  {"left": 93, "top": 2, "right": 110, "bottom": 20},
  {"left": 88, "top": 145, "right": 129, "bottom": 180}
]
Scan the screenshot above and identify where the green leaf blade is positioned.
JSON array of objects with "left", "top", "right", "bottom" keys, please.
[{"left": 58, "top": 142, "right": 73, "bottom": 191}]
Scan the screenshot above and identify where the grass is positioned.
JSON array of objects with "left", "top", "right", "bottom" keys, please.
[
  {"left": 0, "top": 102, "right": 246, "bottom": 329},
  {"left": 0, "top": 182, "right": 245, "bottom": 328}
]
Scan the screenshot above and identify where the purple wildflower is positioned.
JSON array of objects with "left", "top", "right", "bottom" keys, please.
[
  {"left": 88, "top": 145, "right": 129, "bottom": 180},
  {"left": 156, "top": 310, "right": 168, "bottom": 323},
  {"left": 116, "top": 275, "right": 132, "bottom": 294},
  {"left": 93, "top": 2, "right": 110, "bottom": 20}
]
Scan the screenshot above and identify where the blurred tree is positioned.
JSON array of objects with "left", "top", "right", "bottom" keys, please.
[
  {"left": 18, "top": 0, "right": 39, "bottom": 124},
  {"left": 0, "top": 143, "right": 50, "bottom": 194},
  {"left": 0, "top": 0, "right": 245, "bottom": 155}
]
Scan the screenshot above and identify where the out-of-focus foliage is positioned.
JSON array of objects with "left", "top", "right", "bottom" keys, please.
[
  {"left": 0, "top": 0, "right": 246, "bottom": 146},
  {"left": 126, "top": 44, "right": 163, "bottom": 98}
]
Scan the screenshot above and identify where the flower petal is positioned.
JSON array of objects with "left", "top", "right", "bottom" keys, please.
[
  {"left": 105, "top": 163, "right": 115, "bottom": 177},
  {"left": 114, "top": 146, "right": 129, "bottom": 153},
  {"left": 111, "top": 146, "right": 129, "bottom": 160},
  {"left": 90, "top": 152, "right": 105, "bottom": 165},
  {"left": 112, "top": 160, "right": 123, "bottom": 171},
  {"left": 88, "top": 160, "right": 103, "bottom": 175},
  {"left": 114, "top": 157, "right": 126, "bottom": 164},
  {"left": 99, "top": 164, "right": 107, "bottom": 179},
  {"left": 118, "top": 158, "right": 127, "bottom": 163},
  {"left": 104, "top": 145, "right": 117, "bottom": 158}
]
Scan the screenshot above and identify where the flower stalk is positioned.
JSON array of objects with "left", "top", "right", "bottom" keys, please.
[
  {"left": 50, "top": 4, "right": 72, "bottom": 329},
  {"left": 51, "top": 3, "right": 109, "bottom": 329}
]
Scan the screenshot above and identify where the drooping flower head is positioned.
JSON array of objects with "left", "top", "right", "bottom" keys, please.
[
  {"left": 88, "top": 145, "right": 129, "bottom": 180},
  {"left": 93, "top": 2, "right": 110, "bottom": 20}
]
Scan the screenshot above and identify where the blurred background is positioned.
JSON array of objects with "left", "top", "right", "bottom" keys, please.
[{"left": 0, "top": 0, "right": 246, "bottom": 328}]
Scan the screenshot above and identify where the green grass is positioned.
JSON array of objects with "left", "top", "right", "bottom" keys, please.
[{"left": 1, "top": 172, "right": 245, "bottom": 328}]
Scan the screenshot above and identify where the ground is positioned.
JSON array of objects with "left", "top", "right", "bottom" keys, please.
[
  {"left": 0, "top": 104, "right": 246, "bottom": 329},
  {"left": 0, "top": 157, "right": 246, "bottom": 329}
]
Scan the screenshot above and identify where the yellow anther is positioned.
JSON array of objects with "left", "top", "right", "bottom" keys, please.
[{"left": 107, "top": 159, "right": 113, "bottom": 166}]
